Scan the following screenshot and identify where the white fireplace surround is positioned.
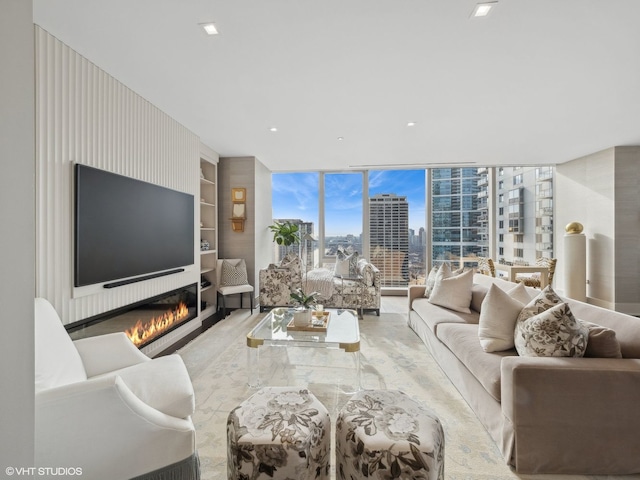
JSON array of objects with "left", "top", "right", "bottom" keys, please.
[{"left": 35, "top": 26, "right": 204, "bottom": 349}]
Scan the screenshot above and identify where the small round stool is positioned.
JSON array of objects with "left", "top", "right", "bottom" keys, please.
[
  {"left": 336, "top": 389, "right": 444, "bottom": 480},
  {"left": 227, "top": 387, "right": 331, "bottom": 479}
]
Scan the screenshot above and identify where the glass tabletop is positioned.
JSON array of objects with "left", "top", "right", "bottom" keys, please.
[{"left": 247, "top": 307, "right": 360, "bottom": 352}]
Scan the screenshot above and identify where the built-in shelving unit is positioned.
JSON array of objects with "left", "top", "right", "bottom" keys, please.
[{"left": 199, "top": 149, "right": 218, "bottom": 321}]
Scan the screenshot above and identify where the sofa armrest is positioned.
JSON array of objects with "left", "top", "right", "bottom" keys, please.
[
  {"left": 408, "top": 285, "right": 426, "bottom": 311},
  {"left": 36, "top": 375, "right": 195, "bottom": 479},
  {"left": 501, "top": 356, "right": 640, "bottom": 474},
  {"left": 74, "top": 332, "right": 149, "bottom": 377}
]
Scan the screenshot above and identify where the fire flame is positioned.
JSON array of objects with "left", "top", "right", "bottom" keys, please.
[{"left": 125, "top": 301, "right": 189, "bottom": 347}]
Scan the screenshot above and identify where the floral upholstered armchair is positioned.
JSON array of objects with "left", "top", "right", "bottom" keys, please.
[{"left": 259, "top": 253, "right": 381, "bottom": 315}]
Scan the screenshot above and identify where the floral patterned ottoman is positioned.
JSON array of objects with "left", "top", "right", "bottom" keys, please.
[
  {"left": 336, "top": 390, "right": 444, "bottom": 480},
  {"left": 227, "top": 387, "right": 331, "bottom": 479}
]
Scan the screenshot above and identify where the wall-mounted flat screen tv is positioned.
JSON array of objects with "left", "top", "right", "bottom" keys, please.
[{"left": 74, "top": 164, "right": 194, "bottom": 287}]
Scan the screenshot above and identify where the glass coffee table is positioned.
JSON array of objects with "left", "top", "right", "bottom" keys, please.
[{"left": 246, "top": 307, "right": 361, "bottom": 389}]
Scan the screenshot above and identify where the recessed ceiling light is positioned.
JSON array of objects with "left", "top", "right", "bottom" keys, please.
[
  {"left": 199, "top": 23, "right": 218, "bottom": 35},
  {"left": 471, "top": 2, "right": 497, "bottom": 17},
  {"left": 269, "top": 127, "right": 278, "bottom": 132},
  {"left": 407, "top": 122, "right": 417, "bottom": 127},
  {"left": 337, "top": 136, "right": 344, "bottom": 141}
]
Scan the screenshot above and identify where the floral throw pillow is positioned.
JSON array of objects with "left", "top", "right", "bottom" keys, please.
[{"left": 514, "top": 301, "right": 589, "bottom": 357}]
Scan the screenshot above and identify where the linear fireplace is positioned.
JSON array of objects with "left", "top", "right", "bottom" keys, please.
[{"left": 66, "top": 284, "right": 198, "bottom": 350}]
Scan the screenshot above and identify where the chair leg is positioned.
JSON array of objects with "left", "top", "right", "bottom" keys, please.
[
  {"left": 240, "top": 293, "right": 243, "bottom": 309},
  {"left": 221, "top": 295, "right": 227, "bottom": 318},
  {"left": 250, "top": 294, "right": 253, "bottom": 314}
]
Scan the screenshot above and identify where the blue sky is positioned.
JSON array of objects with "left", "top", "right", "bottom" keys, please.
[{"left": 272, "top": 170, "right": 426, "bottom": 236}]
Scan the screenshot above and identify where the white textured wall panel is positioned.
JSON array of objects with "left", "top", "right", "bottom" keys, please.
[{"left": 35, "top": 26, "right": 200, "bottom": 324}]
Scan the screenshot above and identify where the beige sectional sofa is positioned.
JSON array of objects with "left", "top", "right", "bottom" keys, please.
[{"left": 408, "top": 273, "right": 640, "bottom": 475}]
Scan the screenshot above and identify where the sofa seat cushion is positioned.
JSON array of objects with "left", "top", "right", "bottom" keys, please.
[
  {"left": 93, "top": 354, "right": 195, "bottom": 419},
  {"left": 437, "top": 323, "right": 515, "bottom": 402},
  {"left": 412, "top": 298, "right": 479, "bottom": 336}
]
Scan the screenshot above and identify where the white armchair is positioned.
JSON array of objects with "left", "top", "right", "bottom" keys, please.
[{"left": 35, "top": 298, "right": 199, "bottom": 480}]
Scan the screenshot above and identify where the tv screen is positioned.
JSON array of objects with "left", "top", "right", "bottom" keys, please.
[{"left": 74, "top": 164, "right": 194, "bottom": 287}]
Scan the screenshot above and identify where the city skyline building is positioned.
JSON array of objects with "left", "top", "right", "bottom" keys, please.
[
  {"left": 369, "top": 193, "right": 409, "bottom": 287},
  {"left": 431, "top": 168, "right": 483, "bottom": 269},
  {"left": 490, "top": 166, "right": 554, "bottom": 265}
]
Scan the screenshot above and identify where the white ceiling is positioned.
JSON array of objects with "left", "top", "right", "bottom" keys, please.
[{"left": 33, "top": 0, "right": 640, "bottom": 172}]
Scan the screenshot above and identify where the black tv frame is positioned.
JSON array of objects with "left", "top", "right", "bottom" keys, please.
[{"left": 74, "top": 164, "right": 194, "bottom": 288}]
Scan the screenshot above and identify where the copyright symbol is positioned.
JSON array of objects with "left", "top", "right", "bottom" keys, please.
[{"left": 6, "top": 466, "right": 14, "bottom": 476}]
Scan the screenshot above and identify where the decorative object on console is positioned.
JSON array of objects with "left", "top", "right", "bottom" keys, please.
[{"left": 231, "top": 187, "right": 246, "bottom": 232}]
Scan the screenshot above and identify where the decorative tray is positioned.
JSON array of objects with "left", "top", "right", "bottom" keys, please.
[{"left": 287, "top": 311, "right": 331, "bottom": 332}]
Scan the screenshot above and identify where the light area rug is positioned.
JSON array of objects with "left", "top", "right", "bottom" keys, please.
[{"left": 178, "top": 310, "right": 640, "bottom": 480}]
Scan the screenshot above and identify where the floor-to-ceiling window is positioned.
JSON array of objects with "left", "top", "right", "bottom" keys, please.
[
  {"left": 271, "top": 165, "right": 554, "bottom": 288},
  {"left": 272, "top": 172, "right": 319, "bottom": 267},
  {"left": 323, "top": 172, "right": 363, "bottom": 260}
]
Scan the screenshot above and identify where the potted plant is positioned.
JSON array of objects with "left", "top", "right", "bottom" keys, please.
[
  {"left": 290, "top": 288, "right": 318, "bottom": 326},
  {"left": 268, "top": 220, "right": 300, "bottom": 251}
]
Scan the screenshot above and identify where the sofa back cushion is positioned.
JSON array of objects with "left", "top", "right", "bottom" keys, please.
[
  {"left": 429, "top": 267, "right": 474, "bottom": 313},
  {"left": 35, "top": 298, "right": 87, "bottom": 393},
  {"left": 568, "top": 301, "right": 640, "bottom": 358},
  {"left": 579, "top": 320, "right": 623, "bottom": 358}
]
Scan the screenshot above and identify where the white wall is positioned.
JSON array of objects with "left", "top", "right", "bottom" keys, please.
[
  {"left": 0, "top": 0, "right": 35, "bottom": 469},
  {"left": 613, "top": 147, "right": 640, "bottom": 313},
  {"left": 218, "top": 156, "right": 272, "bottom": 306},
  {"left": 556, "top": 149, "right": 615, "bottom": 307},
  {"left": 556, "top": 147, "right": 640, "bottom": 314},
  {"left": 35, "top": 27, "right": 201, "bottom": 326}
]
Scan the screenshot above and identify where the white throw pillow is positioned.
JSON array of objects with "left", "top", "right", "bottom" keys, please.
[
  {"left": 428, "top": 268, "right": 474, "bottom": 313},
  {"left": 507, "top": 281, "right": 534, "bottom": 305},
  {"left": 335, "top": 249, "right": 358, "bottom": 276},
  {"left": 478, "top": 283, "right": 529, "bottom": 352},
  {"left": 423, "top": 266, "right": 439, "bottom": 298}
]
